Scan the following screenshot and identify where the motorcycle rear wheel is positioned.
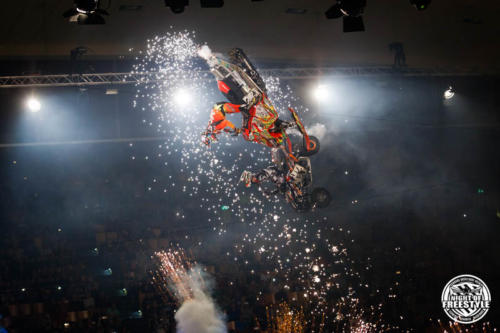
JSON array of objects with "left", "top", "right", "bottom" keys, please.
[{"left": 299, "top": 135, "right": 320, "bottom": 157}]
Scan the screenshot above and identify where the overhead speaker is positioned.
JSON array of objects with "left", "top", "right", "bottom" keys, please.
[{"left": 164, "top": 0, "right": 189, "bottom": 13}]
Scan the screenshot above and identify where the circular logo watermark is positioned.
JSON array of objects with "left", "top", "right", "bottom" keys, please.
[{"left": 441, "top": 274, "right": 491, "bottom": 324}]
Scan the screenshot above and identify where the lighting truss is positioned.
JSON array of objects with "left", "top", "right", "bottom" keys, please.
[{"left": 0, "top": 67, "right": 492, "bottom": 88}]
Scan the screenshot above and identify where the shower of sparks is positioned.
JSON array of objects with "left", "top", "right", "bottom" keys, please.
[
  {"left": 152, "top": 249, "right": 196, "bottom": 303},
  {"left": 434, "top": 319, "right": 496, "bottom": 333},
  {"left": 133, "top": 30, "right": 400, "bottom": 331},
  {"left": 266, "top": 302, "right": 305, "bottom": 333}
]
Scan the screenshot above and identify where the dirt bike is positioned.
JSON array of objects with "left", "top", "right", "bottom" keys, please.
[
  {"left": 203, "top": 48, "right": 321, "bottom": 166},
  {"left": 240, "top": 155, "right": 332, "bottom": 212},
  {"left": 204, "top": 48, "right": 331, "bottom": 211},
  {"left": 285, "top": 157, "right": 332, "bottom": 212}
]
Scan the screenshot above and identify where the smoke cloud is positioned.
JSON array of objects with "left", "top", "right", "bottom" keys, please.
[
  {"left": 306, "top": 123, "right": 327, "bottom": 141},
  {"left": 288, "top": 123, "right": 327, "bottom": 142},
  {"left": 198, "top": 45, "right": 213, "bottom": 60},
  {"left": 174, "top": 266, "right": 227, "bottom": 333}
]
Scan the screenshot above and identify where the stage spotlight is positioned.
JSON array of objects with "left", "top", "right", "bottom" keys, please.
[
  {"left": 200, "top": 0, "right": 223, "bottom": 8},
  {"left": 312, "top": 85, "right": 330, "bottom": 102},
  {"left": 63, "top": 0, "right": 109, "bottom": 24},
  {"left": 410, "top": 0, "right": 431, "bottom": 11},
  {"left": 165, "top": 0, "right": 189, "bottom": 13},
  {"left": 325, "top": 0, "right": 366, "bottom": 32},
  {"left": 105, "top": 88, "right": 118, "bottom": 95},
  {"left": 26, "top": 97, "right": 41, "bottom": 112},
  {"left": 444, "top": 86, "right": 455, "bottom": 100},
  {"left": 174, "top": 89, "right": 191, "bottom": 106}
]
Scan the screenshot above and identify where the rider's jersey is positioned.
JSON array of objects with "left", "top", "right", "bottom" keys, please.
[
  {"left": 244, "top": 95, "right": 278, "bottom": 138},
  {"left": 218, "top": 95, "right": 282, "bottom": 147},
  {"left": 214, "top": 70, "right": 283, "bottom": 147},
  {"left": 208, "top": 104, "right": 236, "bottom": 133}
]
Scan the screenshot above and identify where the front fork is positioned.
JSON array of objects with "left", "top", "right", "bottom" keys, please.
[{"left": 288, "top": 107, "right": 315, "bottom": 151}]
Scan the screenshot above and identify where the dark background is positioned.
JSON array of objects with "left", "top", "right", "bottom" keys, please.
[
  {"left": 1, "top": 0, "right": 500, "bottom": 332},
  {"left": 1, "top": 73, "right": 499, "bottom": 332}
]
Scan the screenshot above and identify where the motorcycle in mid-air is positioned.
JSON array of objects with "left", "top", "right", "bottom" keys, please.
[
  {"left": 201, "top": 47, "right": 331, "bottom": 211},
  {"left": 201, "top": 48, "right": 320, "bottom": 166},
  {"left": 240, "top": 152, "right": 332, "bottom": 212}
]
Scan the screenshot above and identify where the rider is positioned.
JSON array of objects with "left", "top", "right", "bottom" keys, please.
[
  {"left": 204, "top": 83, "right": 288, "bottom": 146},
  {"left": 203, "top": 102, "right": 240, "bottom": 145},
  {"left": 202, "top": 50, "right": 287, "bottom": 146},
  {"left": 240, "top": 149, "right": 288, "bottom": 195},
  {"left": 241, "top": 152, "right": 314, "bottom": 211}
]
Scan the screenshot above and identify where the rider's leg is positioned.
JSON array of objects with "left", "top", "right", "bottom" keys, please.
[{"left": 219, "top": 119, "right": 235, "bottom": 131}]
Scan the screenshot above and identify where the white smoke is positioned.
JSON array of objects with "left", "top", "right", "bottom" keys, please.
[
  {"left": 174, "top": 266, "right": 227, "bottom": 333},
  {"left": 288, "top": 123, "right": 327, "bottom": 141},
  {"left": 306, "top": 123, "right": 327, "bottom": 141},
  {"left": 198, "top": 45, "right": 213, "bottom": 60}
]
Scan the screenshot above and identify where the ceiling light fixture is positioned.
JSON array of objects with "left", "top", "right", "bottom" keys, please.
[
  {"left": 164, "top": 0, "right": 189, "bottom": 13},
  {"left": 410, "top": 0, "right": 431, "bottom": 11},
  {"left": 325, "top": 0, "right": 366, "bottom": 32},
  {"left": 63, "top": 0, "right": 109, "bottom": 24}
]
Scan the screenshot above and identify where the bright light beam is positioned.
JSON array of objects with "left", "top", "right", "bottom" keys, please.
[
  {"left": 174, "top": 89, "right": 191, "bottom": 107},
  {"left": 312, "top": 84, "right": 330, "bottom": 102},
  {"left": 26, "top": 97, "right": 41, "bottom": 112},
  {"left": 444, "top": 86, "right": 455, "bottom": 100}
]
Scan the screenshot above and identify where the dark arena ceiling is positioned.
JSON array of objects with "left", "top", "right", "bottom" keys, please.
[{"left": 0, "top": 0, "right": 499, "bottom": 69}]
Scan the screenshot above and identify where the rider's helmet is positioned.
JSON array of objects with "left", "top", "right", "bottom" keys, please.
[{"left": 210, "top": 103, "right": 226, "bottom": 125}]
